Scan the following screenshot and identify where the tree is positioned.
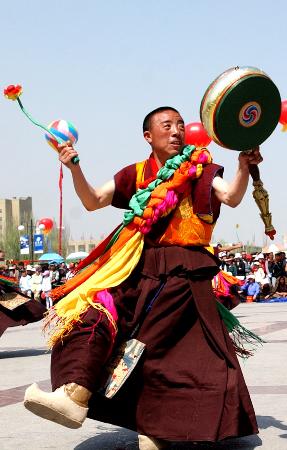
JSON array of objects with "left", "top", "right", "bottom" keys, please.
[{"left": 0, "top": 227, "right": 21, "bottom": 260}]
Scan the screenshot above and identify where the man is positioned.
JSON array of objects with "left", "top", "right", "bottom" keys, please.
[
  {"left": 271, "top": 252, "right": 286, "bottom": 283},
  {"left": 49, "top": 263, "right": 60, "bottom": 288},
  {"left": 24, "top": 107, "right": 262, "bottom": 449},
  {"left": 222, "top": 253, "right": 237, "bottom": 276},
  {"left": 65, "top": 262, "right": 75, "bottom": 280},
  {"left": 234, "top": 252, "right": 246, "bottom": 280},
  {"left": 239, "top": 274, "right": 261, "bottom": 302}
]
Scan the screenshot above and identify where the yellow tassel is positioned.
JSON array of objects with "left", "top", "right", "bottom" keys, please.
[{"left": 45, "top": 232, "right": 144, "bottom": 347}]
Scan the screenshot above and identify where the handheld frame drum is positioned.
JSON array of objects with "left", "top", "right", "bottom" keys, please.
[{"left": 200, "top": 66, "right": 281, "bottom": 239}]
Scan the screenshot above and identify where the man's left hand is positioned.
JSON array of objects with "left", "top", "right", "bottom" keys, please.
[{"left": 239, "top": 147, "right": 263, "bottom": 169}]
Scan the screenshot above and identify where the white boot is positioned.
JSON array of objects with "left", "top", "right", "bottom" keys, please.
[
  {"left": 24, "top": 382, "right": 91, "bottom": 429},
  {"left": 138, "top": 434, "right": 169, "bottom": 449}
]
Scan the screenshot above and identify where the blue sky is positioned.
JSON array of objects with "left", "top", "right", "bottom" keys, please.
[{"left": 1, "top": 0, "right": 286, "bottom": 246}]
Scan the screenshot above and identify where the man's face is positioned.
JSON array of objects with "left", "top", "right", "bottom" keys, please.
[{"left": 144, "top": 110, "right": 185, "bottom": 165}]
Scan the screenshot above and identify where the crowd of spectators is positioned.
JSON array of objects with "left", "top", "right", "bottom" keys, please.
[
  {"left": 0, "top": 261, "right": 77, "bottom": 309},
  {"left": 218, "top": 249, "right": 287, "bottom": 302},
  {"left": 1, "top": 249, "right": 287, "bottom": 306}
]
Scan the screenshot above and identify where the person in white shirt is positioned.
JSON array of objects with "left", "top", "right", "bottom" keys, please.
[
  {"left": 41, "top": 270, "right": 52, "bottom": 309},
  {"left": 66, "top": 263, "right": 75, "bottom": 281},
  {"left": 19, "top": 270, "right": 30, "bottom": 295}
]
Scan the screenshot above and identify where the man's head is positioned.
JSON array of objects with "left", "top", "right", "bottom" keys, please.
[
  {"left": 143, "top": 107, "right": 185, "bottom": 166},
  {"left": 275, "top": 252, "right": 281, "bottom": 261}
]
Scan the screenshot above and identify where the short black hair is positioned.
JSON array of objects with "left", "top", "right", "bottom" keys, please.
[{"left": 143, "top": 106, "right": 180, "bottom": 133}]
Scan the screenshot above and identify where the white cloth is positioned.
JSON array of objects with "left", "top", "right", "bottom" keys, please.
[
  {"left": 254, "top": 267, "right": 269, "bottom": 285},
  {"left": 19, "top": 275, "right": 30, "bottom": 292},
  {"left": 41, "top": 276, "right": 52, "bottom": 293}
]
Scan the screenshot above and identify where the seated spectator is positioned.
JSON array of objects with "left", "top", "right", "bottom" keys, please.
[
  {"left": 239, "top": 274, "right": 261, "bottom": 302},
  {"left": 252, "top": 262, "right": 270, "bottom": 296},
  {"left": 252, "top": 262, "right": 266, "bottom": 283},
  {"left": 265, "top": 276, "right": 287, "bottom": 299}
]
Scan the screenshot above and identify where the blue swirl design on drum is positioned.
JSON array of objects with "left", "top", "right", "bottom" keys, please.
[{"left": 239, "top": 102, "right": 261, "bottom": 127}]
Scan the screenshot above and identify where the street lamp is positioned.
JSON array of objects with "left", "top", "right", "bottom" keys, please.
[{"left": 18, "top": 220, "right": 45, "bottom": 263}]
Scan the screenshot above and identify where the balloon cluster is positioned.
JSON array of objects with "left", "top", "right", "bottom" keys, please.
[{"left": 38, "top": 218, "right": 54, "bottom": 235}]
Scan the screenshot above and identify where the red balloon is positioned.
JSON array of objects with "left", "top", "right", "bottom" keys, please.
[
  {"left": 185, "top": 122, "right": 212, "bottom": 147},
  {"left": 38, "top": 218, "right": 54, "bottom": 234},
  {"left": 279, "top": 100, "right": 287, "bottom": 131}
]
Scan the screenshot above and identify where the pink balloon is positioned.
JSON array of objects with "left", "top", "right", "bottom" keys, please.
[{"left": 279, "top": 100, "right": 287, "bottom": 126}]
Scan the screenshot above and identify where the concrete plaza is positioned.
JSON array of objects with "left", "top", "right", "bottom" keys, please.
[{"left": 1, "top": 302, "right": 287, "bottom": 450}]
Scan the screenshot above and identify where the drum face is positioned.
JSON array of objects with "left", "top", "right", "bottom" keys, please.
[
  {"left": 215, "top": 76, "right": 281, "bottom": 150},
  {"left": 200, "top": 67, "right": 281, "bottom": 151}
]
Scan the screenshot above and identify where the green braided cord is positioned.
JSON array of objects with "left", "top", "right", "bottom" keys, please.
[
  {"left": 123, "top": 145, "right": 196, "bottom": 226},
  {"left": 98, "top": 145, "right": 196, "bottom": 256},
  {"left": 104, "top": 224, "right": 125, "bottom": 251},
  {"left": 17, "top": 98, "right": 63, "bottom": 144},
  {"left": 216, "top": 301, "right": 264, "bottom": 344},
  {"left": 16, "top": 98, "right": 80, "bottom": 164}
]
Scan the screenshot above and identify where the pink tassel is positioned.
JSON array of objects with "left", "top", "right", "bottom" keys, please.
[
  {"left": 188, "top": 165, "right": 197, "bottom": 177},
  {"left": 95, "top": 289, "right": 118, "bottom": 322},
  {"left": 197, "top": 153, "right": 208, "bottom": 164}
]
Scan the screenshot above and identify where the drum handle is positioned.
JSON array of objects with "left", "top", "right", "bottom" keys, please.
[{"left": 245, "top": 154, "right": 276, "bottom": 240}]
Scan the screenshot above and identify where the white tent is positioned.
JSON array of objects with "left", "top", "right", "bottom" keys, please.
[{"left": 66, "top": 251, "right": 89, "bottom": 261}]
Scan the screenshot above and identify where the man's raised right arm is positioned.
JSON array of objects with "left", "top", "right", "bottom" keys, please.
[{"left": 58, "top": 142, "right": 115, "bottom": 211}]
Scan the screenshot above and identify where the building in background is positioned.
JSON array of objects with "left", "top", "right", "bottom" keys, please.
[
  {"left": 0, "top": 196, "right": 33, "bottom": 239},
  {"left": 67, "top": 238, "right": 100, "bottom": 254}
]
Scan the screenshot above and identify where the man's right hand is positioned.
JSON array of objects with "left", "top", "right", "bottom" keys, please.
[{"left": 58, "top": 141, "right": 79, "bottom": 169}]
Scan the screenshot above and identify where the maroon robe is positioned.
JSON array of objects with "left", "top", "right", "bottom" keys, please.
[{"left": 51, "top": 156, "right": 258, "bottom": 442}]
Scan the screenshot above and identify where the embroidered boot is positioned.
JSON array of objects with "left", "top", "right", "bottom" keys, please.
[
  {"left": 138, "top": 434, "right": 170, "bottom": 449},
  {"left": 24, "top": 382, "right": 91, "bottom": 429}
]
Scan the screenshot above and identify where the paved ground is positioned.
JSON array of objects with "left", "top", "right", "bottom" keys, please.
[{"left": 1, "top": 302, "right": 287, "bottom": 449}]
